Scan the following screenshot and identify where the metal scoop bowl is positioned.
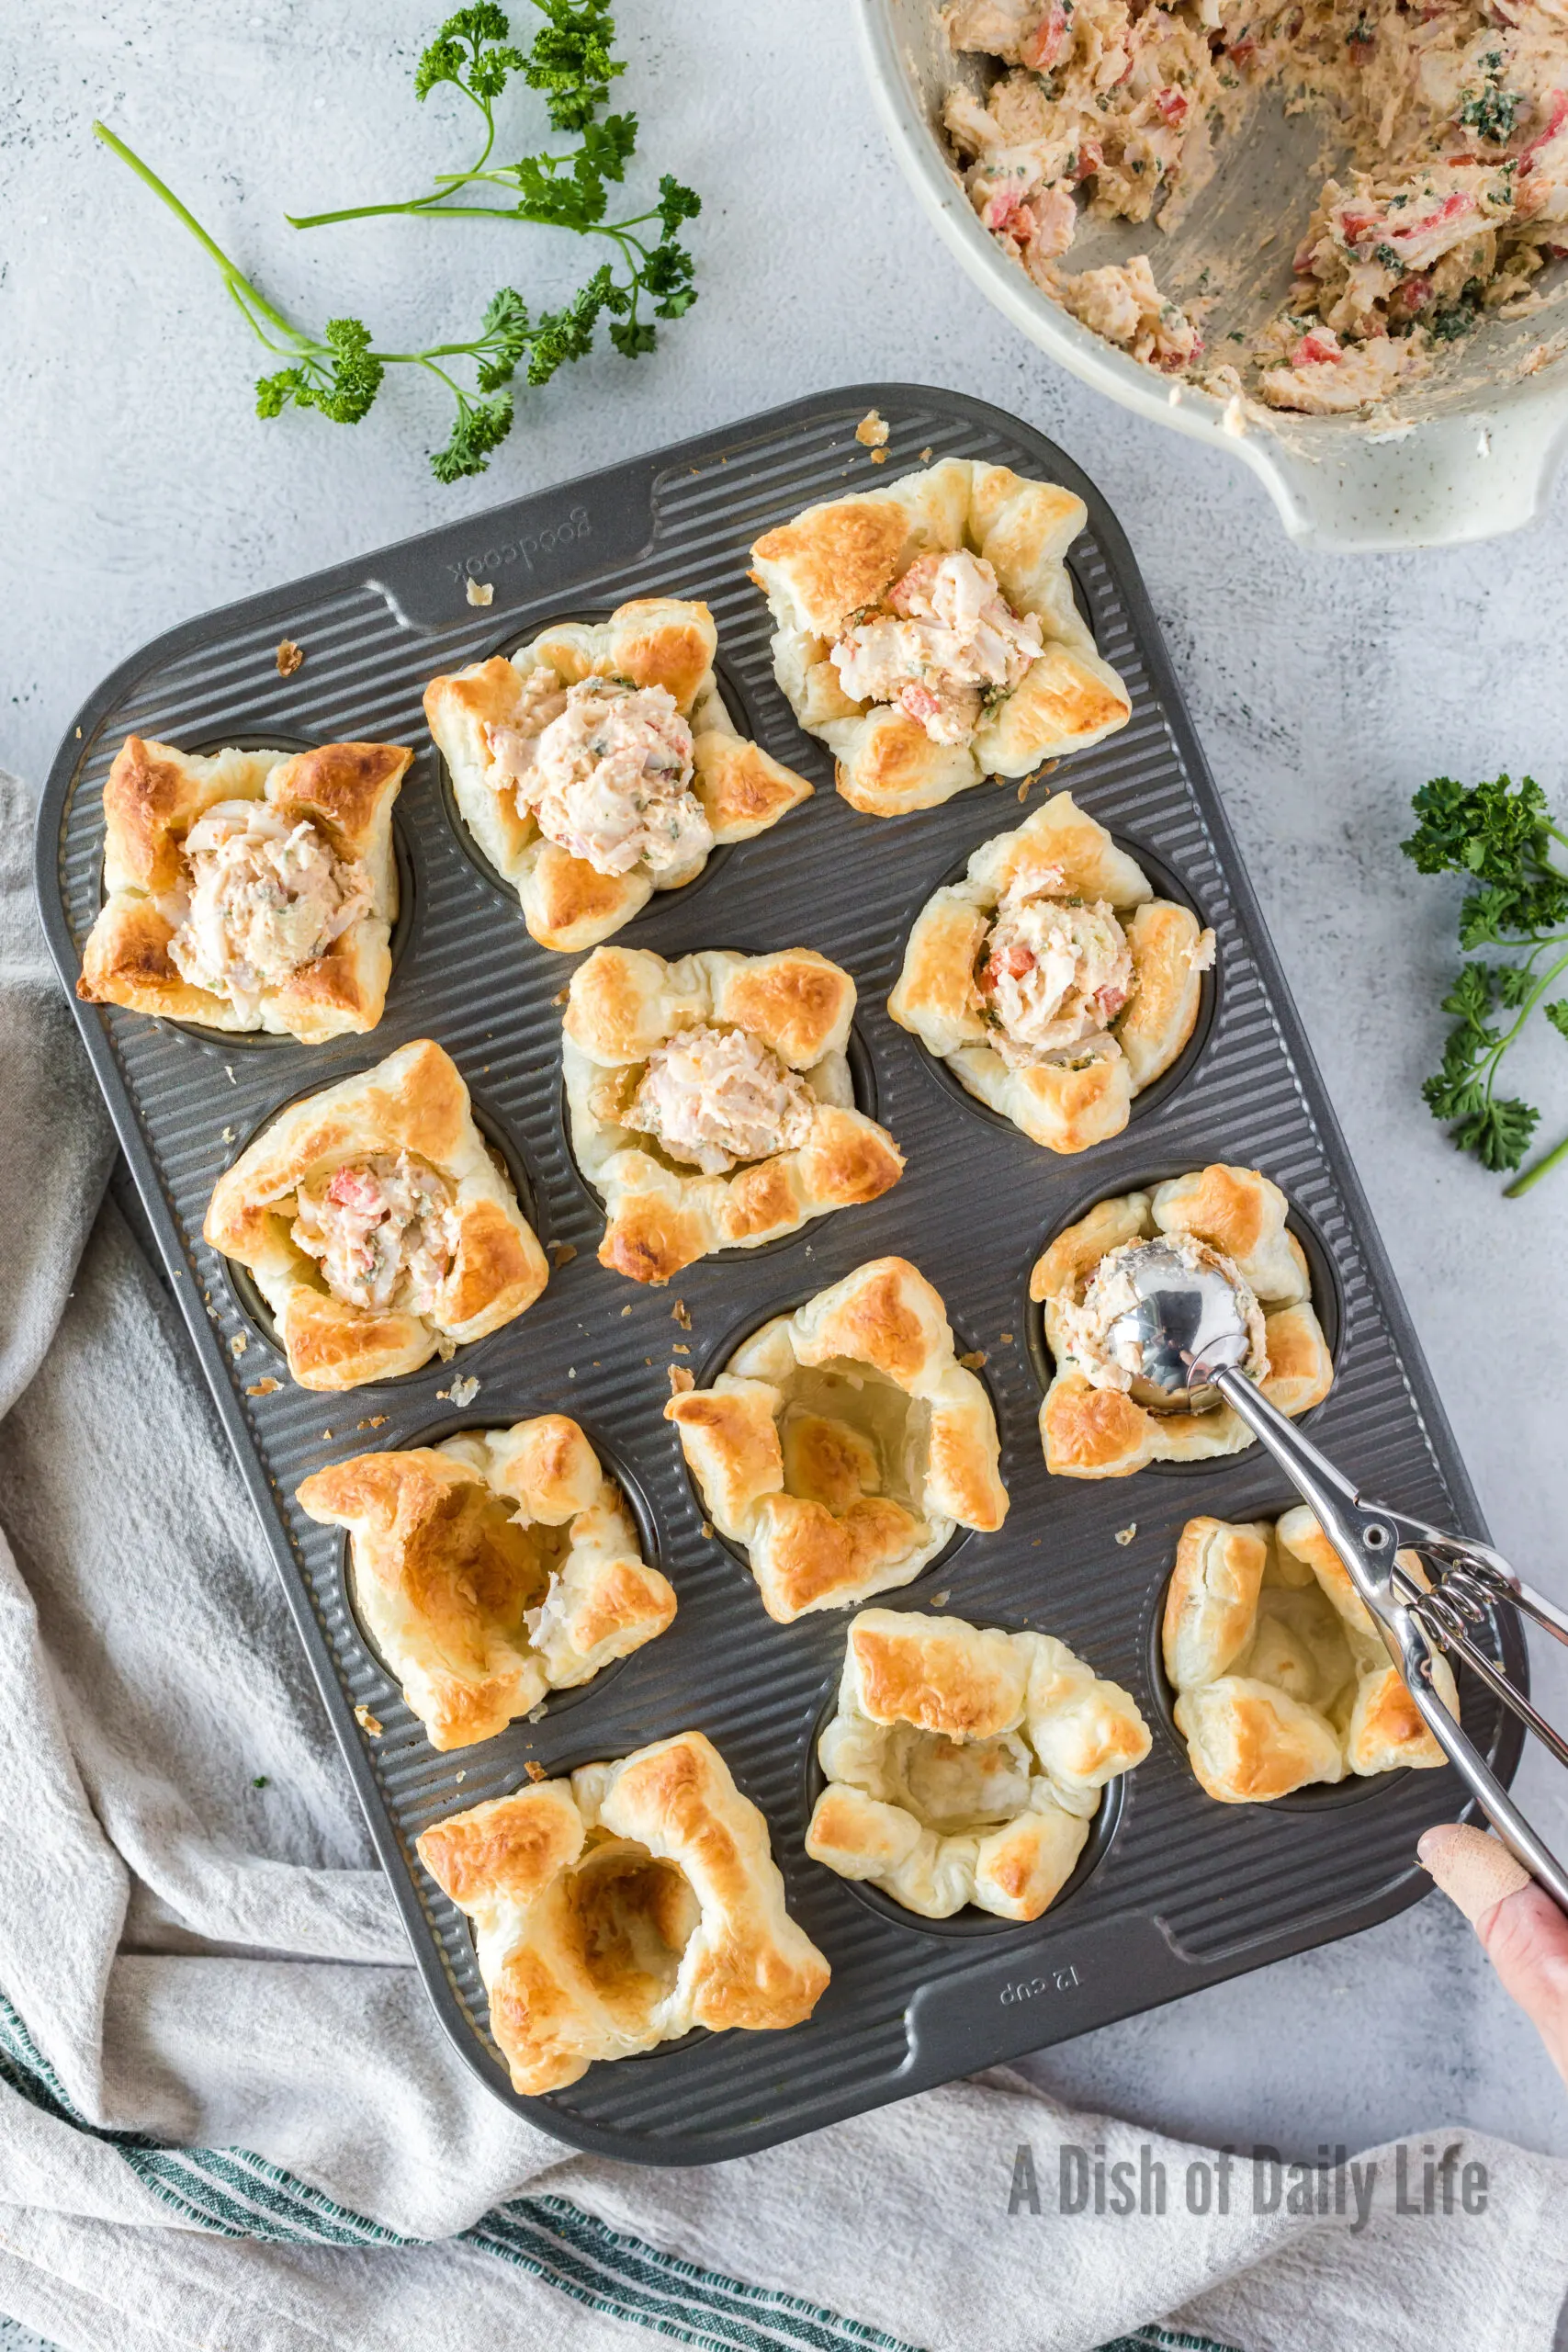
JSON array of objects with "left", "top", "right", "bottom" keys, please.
[{"left": 1106, "top": 1240, "right": 1568, "bottom": 1908}]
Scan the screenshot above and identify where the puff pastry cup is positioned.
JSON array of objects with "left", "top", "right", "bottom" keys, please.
[
  {"left": 77, "top": 734, "right": 411, "bottom": 1041},
  {"left": 562, "top": 944, "right": 905, "bottom": 1284},
  {"left": 423, "top": 598, "right": 813, "bottom": 953},
  {"left": 1031, "top": 1164, "right": 1336, "bottom": 1477},
  {"left": 297, "top": 1417, "right": 675, "bottom": 1750},
  {"left": 806, "top": 1608, "right": 1150, "bottom": 1920},
  {"left": 206, "top": 1038, "right": 548, "bottom": 1392},
  {"left": 416, "top": 1729, "right": 831, "bottom": 2092},
  {"left": 888, "top": 790, "right": 1213, "bottom": 1153},
  {"left": 1163, "top": 1510, "right": 1461, "bottom": 1804},
  {"left": 667, "top": 1257, "right": 1009, "bottom": 1623},
  {"left": 749, "top": 457, "right": 1131, "bottom": 816}
]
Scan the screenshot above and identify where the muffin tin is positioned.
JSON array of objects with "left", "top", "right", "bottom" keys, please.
[{"left": 35, "top": 383, "right": 1523, "bottom": 2165}]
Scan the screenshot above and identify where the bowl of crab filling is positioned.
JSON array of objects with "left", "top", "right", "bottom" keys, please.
[{"left": 855, "top": 0, "right": 1568, "bottom": 545}]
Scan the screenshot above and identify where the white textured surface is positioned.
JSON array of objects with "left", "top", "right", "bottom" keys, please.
[{"left": 4, "top": 0, "right": 1568, "bottom": 2177}]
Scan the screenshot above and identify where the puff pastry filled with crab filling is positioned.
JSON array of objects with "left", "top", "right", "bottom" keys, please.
[
  {"left": 806, "top": 1608, "right": 1150, "bottom": 1919},
  {"left": 298, "top": 1418, "right": 675, "bottom": 1749},
  {"left": 424, "top": 598, "right": 813, "bottom": 952},
  {"left": 890, "top": 789, "right": 1213, "bottom": 1150},
  {"left": 1163, "top": 1509, "right": 1459, "bottom": 1802},
  {"left": 750, "top": 457, "right": 1131, "bottom": 815},
  {"left": 1031, "top": 1163, "right": 1335, "bottom": 1476},
  {"left": 667, "top": 1257, "right": 1008, "bottom": 1623},
  {"left": 77, "top": 736, "right": 410, "bottom": 1040},
  {"left": 563, "top": 944, "right": 905, "bottom": 1283},
  {"left": 205, "top": 1037, "right": 549, "bottom": 1391},
  {"left": 416, "top": 1730, "right": 830, "bottom": 2092}
]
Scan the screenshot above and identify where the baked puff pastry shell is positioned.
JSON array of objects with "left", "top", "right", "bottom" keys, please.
[
  {"left": 1163, "top": 1509, "right": 1460, "bottom": 1803},
  {"left": 297, "top": 1417, "right": 675, "bottom": 1750},
  {"left": 563, "top": 944, "right": 905, "bottom": 1284},
  {"left": 750, "top": 458, "right": 1131, "bottom": 815},
  {"left": 416, "top": 1729, "right": 830, "bottom": 2092},
  {"left": 77, "top": 735, "right": 410, "bottom": 1041},
  {"left": 667, "top": 1257, "right": 1008, "bottom": 1623},
  {"left": 1031, "top": 1164, "right": 1336, "bottom": 1476},
  {"left": 206, "top": 1037, "right": 548, "bottom": 1391},
  {"left": 888, "top": 789, "right": 1212, "bottom": 1152},
  {"left": 806, "top": 1608, "right": 1150, "bottom": 1920},
  {"left": 423, "top": 598, "right": 813, "bottom": 952}
]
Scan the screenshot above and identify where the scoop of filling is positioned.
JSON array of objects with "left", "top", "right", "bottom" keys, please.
[
  {"left": 293, "top": 1153, "right": 461, "bottom": 1317},
  {"left": 980, "top": 885, "right": 1134, "bottom": 1063},
  {"left": 831, "top": 549, "right": 1043, "bottom": 745},
  {"left": 164, "top": 801, "right": 372, "bottom": 1014},
  {"left": 486, "top": 672, "right": 710, "bottom": 878},
  {"left": 626, "top": 1024, "right": 818, "bottom": 1176},
  {"left": 1055, "top": 1236, "right": 1269, "bottom": 1396}
]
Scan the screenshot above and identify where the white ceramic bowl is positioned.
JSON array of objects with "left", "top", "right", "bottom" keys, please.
[{"left": 857, "top": 0, "right": 1568, "bottom": 549}]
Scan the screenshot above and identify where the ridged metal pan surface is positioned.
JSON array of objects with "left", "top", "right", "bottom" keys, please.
[{"left": 34, "top": 383, "right": 1523, "bottom": 2164}]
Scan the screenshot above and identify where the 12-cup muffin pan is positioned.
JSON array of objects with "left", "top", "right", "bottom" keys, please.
[{"left": 36, "top": 384, "right": 1524, "bottom": 2165}]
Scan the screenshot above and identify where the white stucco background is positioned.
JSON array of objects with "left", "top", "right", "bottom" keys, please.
[{"left": 6, "top": 0, "right": 1568, "bottom": 2233}]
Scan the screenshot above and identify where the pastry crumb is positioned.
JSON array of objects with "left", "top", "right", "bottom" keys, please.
[
  {"left": 321, "top": 1430, "right": 333, "bottom": 1441},
  {"left": 223, "top": 1065, "right": 236, "bottom": 1084},
  {"left": 438, "top": 1374, "right": 480, "bottom": 1408},
  {"left": 221, "top": 1125, "right": 235, "bottom": 1144},
  {"left": 527, "top": 1702, "right": 547, "bottom": 1723},
  {"left": 549, "top": 1241, "right": 578, "bottom": 1266},
  {"left": 551, "top": 986, "right": 570, "bottom": 1006},
  {"left": 275, "top": 639, "right": 304, "bottom": 677},
  {"left": 919, "top": 446, "right": 933, "bottom": 461},
  {"left": 230, "top": 1333, "right": 248, "bottom": 1358},
  {"left": 668, "top": 1364, "right": 695, "bottom": 1395},
  {"left": 930, "top": 1589, "right": 952, "bottom": 1608},
  {"left": 454, "top": 1770, "right": 466, "bottom": 1782},
  {"left": 869, "top": 448, "right": 887, "bottom": 464},
  {"left": 671, "top": 1299, "right": 692, "bottom": 1329},
  {"left": 1115, "top": 1524, "right": 1137, "bottom": 1547},
  {"left": 524, "top": 1759, "right": 548, "bottom": 1782},
  {"left": 855, "top": 410, "right": 890, "bottom": 447},
  {"left": 1188, "top": 927, "right": 1217, "bottom": 972},
  {"left": 465, "top": 578, "right": 494, "bottom": 606},
  {"left": 354, "top": 1704, "right": 383, "bottom": 1736},
  {"left": 621, "top": 1304, "right": 633, "bottom": 1317},
  {"left": 700, "top": 1521, "right": 713, "bottom": 1539},
  {"left": 958, "top": 1350, "right": 987, "bottom": 1371},
  {"left": 999, "top": 1330, "right": 1013, "bottom": 1345},
  {"left": 245, "top": 1376, "right": 280, "bottom": 1396},
  {"left": 671, "top": 1342, "right": 690, "bottom": 1356},
  {"left": 357, "top": 1414, "right": 389, "bottom": 1430}
]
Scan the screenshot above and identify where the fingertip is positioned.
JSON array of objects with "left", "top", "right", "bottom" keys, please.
[{"left": 1418, "top": 1821, "right": 1531, "bottom": 1926}]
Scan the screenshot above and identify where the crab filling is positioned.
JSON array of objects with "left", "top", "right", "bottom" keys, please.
[
  {"left": 894, "top": 1724, "right": 1036, "bottom": 1829},
  {"left": 830, "top": 548, "right": 1043, "bottom": 744},
  {"left": 486, "top": 673, "right": 710, "bottom": 878},
  {"left": 980, "top": 884, "right": 1134, "bottom": 1064},
  {"left": 1057, "top": 1237, "right": 1269, "bottom": 1397},
  {"left": 164, "top": 800, "right": 372, "bottom": 1013},
  {"left": 293, "top": 1152, "right": 461, "bottom": 1317},
  {"left": 626, "top": 1023, "right": 818, "bottom": 1176}
]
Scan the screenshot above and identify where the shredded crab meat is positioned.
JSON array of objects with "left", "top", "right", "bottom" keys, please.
[
  {"left": 942, "top": 0, "right": 1568, "bottom": 413},
  {"left": 831, "top": 549, "right": 1044, "bottom": 745},
  {"left": 1056, "top": 1238, "right": 1269, "bottom": 1396},
  {"left": 626, "top": 1024, "right": 818, "bottom": 1176},
  {"left": 292, "top": 1153, "right": 461, "bottom": 1317},
  {"left": 163, "top": 800, "right": 371, "bottom": 1013},
  {"left": 980, "top": 886, "right": 1134, "bottom": 1063},
  {"left": 487, "top": 673, "right": 709, "bottom": 878}
]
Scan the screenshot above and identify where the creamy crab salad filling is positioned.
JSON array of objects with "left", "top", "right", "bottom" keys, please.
[
  {"left": 831, "top": 548, "right": 1043, "bottom": 744},
  {"left": 164, "top": 801, "right": 372, "bottom": 1013},
  {"left": 292, "top": 1153, "right": 461, "bottom": 1317},
  {"left": 979, "top": 881, "right": 1134, "bottom": 1064},
  {"left": 942, "top": 0, "right": 1568, "bottom": 413},
  {"left": 485, "top": 673, "right": 711, "bottom": 877},
  {"left": 1055, "top": 1236, "right": 1269, "bottom": 1394},
  {"left": 626, "top": 1024, "right": 818, "bottom": 1176}
]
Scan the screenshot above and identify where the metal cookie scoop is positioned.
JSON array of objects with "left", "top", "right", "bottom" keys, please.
[{"left": 1106, "top": 1240, "right": 1568, "bottom": 1909}]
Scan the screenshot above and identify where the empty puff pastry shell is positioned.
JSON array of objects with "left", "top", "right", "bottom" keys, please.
[
  {"left": 415, "top": 1729, "right": 830, "bottom": 2092},
  {"left": 1030, "top": 1164, "right": 1335, "bottom": 1477},
  {"left": 77, "top": 735, "right": 411, "bottom": 1041},
  {"left": 1163, "top": 1510, "right": 1459, "bottom": 1802},
  {"left": 563, "top": 944, "right": 905, "bottom": 1284},
  {"left": 805, "top": 1608, "right": 1150, "bottom": 1920},
  {"left": 667, "top": 1258, "right": 1007, "bottom": 1623},
  {"left": 888, "top": 790, "right": 1209, "bottom": 1152},
  {"left": 750, "top": 458, "right": 1131, "bottom": 815},
  {"left": 205, "top": 1037, "right": 548, "bottom": 1391},
  {"left": 423, "top": 597, "right": 813, "bottom": 952},
  {"left": 296, "top": 1417, "right": 675, "bottom": 1749}
]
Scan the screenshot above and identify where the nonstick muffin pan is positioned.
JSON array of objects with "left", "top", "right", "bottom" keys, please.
[{"left": 36, "top": 383, "right": 1524, "bottom": 2164}]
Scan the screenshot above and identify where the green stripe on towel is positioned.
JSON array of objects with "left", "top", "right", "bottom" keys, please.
[{"left": 0, "top": 1990, "right": 1236, "bottom": 2352}]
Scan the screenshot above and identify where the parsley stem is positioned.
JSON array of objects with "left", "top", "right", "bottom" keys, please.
[
  {"left": 94, "top": 123, "right": 304, "bottom": 345},
  {"left": 1505, "top": 1127, "right": 1568, "bottom": 1196}
]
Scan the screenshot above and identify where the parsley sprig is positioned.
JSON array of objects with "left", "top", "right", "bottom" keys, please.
[
  {"left": 92, "top": 2, "right": 699, "bottom": 483},
  {"left": 1403, "top": 771, "right": 1568, "bottom": 1193}
]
